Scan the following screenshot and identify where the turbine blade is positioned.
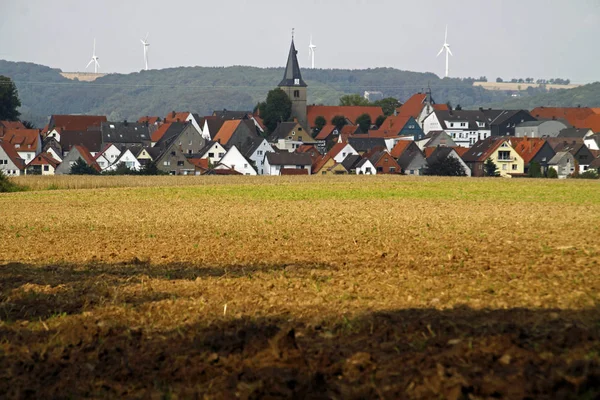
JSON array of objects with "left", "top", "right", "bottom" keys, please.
[
  {"left": 86, "top": 59, "right": 94, "bottom": 68},
  {"left": 447, "top": 46, "right": 453, "bottom": 56},
  {"left": 145, "top": 32, "right": 149, "bottom": 41},
  {"left": 445, "top": 25, "right": 447, "bottom": 43},
  {"left": 95, "top": 60, "right": 100, "bottom": 68},
  {"left": 436, "top": 47, "right": 444, "bottom": 57},
  {"left": 141, "top": 39, "right": 145, "bottom": 45}
]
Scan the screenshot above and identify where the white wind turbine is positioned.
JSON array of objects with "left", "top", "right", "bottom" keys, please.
[
  {"left": 436, "top": 26, "right": 453, "bottom": 78},
  {"left": 141, "top": 33, "right": 150, "bottom": 71},
  {"left": 86, "top": 39, "right": 100, "bottom": 73},
  {"left": 308, "top": 35, "right": 317, "bottom": 69}
]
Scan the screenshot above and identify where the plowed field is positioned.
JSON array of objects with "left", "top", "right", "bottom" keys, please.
[{"left": 1, "top": 176, "right": 599, "bottom": 398}]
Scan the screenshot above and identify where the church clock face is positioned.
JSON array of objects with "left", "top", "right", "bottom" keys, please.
[{"left": 294, "top": 78, "right": 300, "bottom": 85}]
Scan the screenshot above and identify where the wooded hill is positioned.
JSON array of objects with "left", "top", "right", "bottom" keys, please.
[{"left": 1, "top": 59, "right": 514, "bottom": 127}]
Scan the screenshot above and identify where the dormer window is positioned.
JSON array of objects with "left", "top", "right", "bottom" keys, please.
[{"left": 294, "top": 79, "right": 300, "bottom": 85}]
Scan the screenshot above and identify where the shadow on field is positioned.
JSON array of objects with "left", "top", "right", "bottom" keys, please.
[
  {"left": 1, "top": 304, "right": 599, "bottom": 398},
  {"left": 0, "top": 261, "right": 333, "bottom": 321}
]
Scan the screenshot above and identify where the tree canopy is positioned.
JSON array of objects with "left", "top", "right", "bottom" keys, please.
[
  {"left": 484, "top": 158, "right": 499, "bottom": 177},
  {"left": 331, "top": 115, "right": 347, "bottom": 130},
  {"left": 355, "top": 113, "right": 372, "bottom": 133},
  {"left": 70, "top": 158, "right": 99, "bottom": 175},
  {"left": 339, "top": 94, "right": 371, "bottom": 106},
  {"left": 258, "top": 88, "right": 292, "bottom": 133},
  {"left": 0, "top": 75, "right": 21, "bottom": 121},
  {"left": 372, "top": 97, "right": 402, "bottom": 116},
  {"left": 424, "top": 156, "right": 467, "bottom": 176}
]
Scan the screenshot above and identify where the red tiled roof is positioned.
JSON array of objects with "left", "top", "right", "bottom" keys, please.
[
  {"left": 530, "top": 107, "right": 595, "bottom": 128},
  {"left": 51, "top": 115, "right": 107, "bottom": 131},
  {"left": 0, "top": 121, "right": 26, "bottom": 130},
  {"left": 396, "top": 93, "right": 427, "bottom": 118},
  {"left": 433, "top": 104, "right": 449, "bottom": 111},
  {"left": 0, "top": 141, "right": 25, "bottom": 169},
  {"left": 151, "top": 123, "right": 173, "bottom": 142},
  {"left": 281, "top": 168, "right": 309, "bottom": 175},
  {"left": 27, "top": 152, "right": 60, "bottom": 168},
  {"left": 424, "top": 147, "right": 436, "bottom": 158},
  {"left": 327, "top": 142, "right": 351, "bottom": 160},
  {"left": 0, "top": 129, "right": 39, "bottom": 151},
  {"left": 73, "top": 145, "right": 101, "bottom": 172},
  {"left": 306, "top": 106, "right": 383, "bottom": 128},
  {"left": 138, "top": 116, "right": 161, "bottom": 124},
  {"left": 390, "top": 140, "right": 412, "bottom": 158},
  {"left": 164, "top": 112, "right": 190, "bottom": 123},
  {"left": 577, "top": 114, "right": 600, "bottom": 133},
  {"left": 451, "top": 146, "right": 469, "bottom": 157},
  {"left": 378, "top": 115, "right": 411, "bottom": 135},
  {"left": 509, "top": 137, "right": 548, "bottom": 164},
  {"left": 213, "top": 120, "right": 242, "bottom": 145},
  {"left": 188, "top": 158, "right": 209, "bottom": 170},
  {"left": 315, "top": 124, "right": 336, "bottom": 140}
]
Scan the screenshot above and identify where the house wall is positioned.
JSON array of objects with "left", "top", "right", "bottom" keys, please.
[
  {"left": 356, "top": 160, "right": 376, "bottom": 175},
  {"left": 574, "top": 146, "right": 595, "bottom": 172},
  {"left": 219, "top": 146, "right": 257, "bottom": 175},
  {"left": 550, "top": 155, "right": 576, "bottom": 179},
  {"left": 110, "top": 150, "right": 141, "bottom": 171},
  {"left": 528, "top": 143, "right": 556, "bottom": 173},
  {"left": 0, "top": 148, "right": 22, "bottom": 176},
  {"left": 46, "top": 147, "right": 62, "bottom": 162},
  {"left": 333, "top": 144, "right": 358, "bottom": 163},
  {"left": 490, "top": 142, "right": 525, "bottom": 177},
  {"left": 17, "top": 151, "right": 36, "bottom": 164},
  {"left": 584, "top": 137, "right": 599, "bottom": 151},
  {"left": 249, "top": 140, "right": 274, "bottom": 175},
  {"left": 201, "top": 142, "right": 226, "bottom": 165},
  {"left": 515, "top": 121, "right": 568, "bottom": 138},
  {"left": 26, "top": 163, "right": 56, "bottom": 176},
  {"left": 156, "top": 146, "right": 196, "bottom": 175},
  {"left": 374, "top": 153, "right": 400, "bottom": 174},
  {"left": 55, "top": 148, "right": 84, "bottom": 175},
  {"left": 403, "top": 153, "right": 427, "bottom": 176},
  {"left": 316, "top": 158, "right": 337, "bottom": 175},
  {"left": 398, "top": 117, "right": 425, "bottom": 140},
  {"left": 491, "top": 111, "right": 537, "bottom": 136},
  {"left": 227, "top": 123, "right": 260, "bottom": 154}
]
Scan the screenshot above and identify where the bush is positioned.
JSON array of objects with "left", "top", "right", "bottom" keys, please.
[
  {"left": 547, "top": 168, "right": 558, "bottom": 179},
  {"left": 70, "top": 158, "right": 100, "bottom": 175},
  {"left": 574, "top": 170, "right": 599, "bottom": 179},
  {"left": 0, "top": 170, "right": 25, "bottom": 192},
  {"left": 528, "top": 162, "right": 542, "bottom": 178},
  {"left": 424, "top": 156, "right": 467, "bottom": 176}
]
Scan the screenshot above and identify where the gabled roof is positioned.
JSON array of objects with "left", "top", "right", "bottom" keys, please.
[
  {"left": 72, "top": 145, "right": 101, "bottom": 172},
  {"left": 0, "top": 120, "right": 26, "bottom": 130},
  {"left": 101, "top": 122, "right": 150, "bottom": 144},
  {"left": 196, "top": 141, "right": 224, "bottom": 157},
  {"left": 295, "top": 144, "right": 321, "bottom": 163},
  {"left": 509, "top": 137, "right": 550, "bottom": 164},
  {"left": 94, "top": 143, "right": 119, "bottom": 160},
  {"left": 60, "top": 130, "right": 103, "bottom": 153},
  {"left": 187, "top": 157, "right": 210, "bottom": 171},
  {"left": 265, "top": 152, "right": 312, "bottom": 166},
  {"left": 548, "top": 151, "right": 573, "bottom": 165},
  {"left": 396, "top": 93, "right": 427, "bottom": 118},
  {"left": 279, "top": 39, "right": 307, "bottom": 87},
  {"left": 314, "top": 124, "right": 336, "bottom": 140},
  {"left": 267, "top": 121, "right": 305, "bottom": 142},
  {"left": 347, "top": 137, "right": 387, "bottom": 152},
  {"left": 377, "top": 115, "right": 413, "bottom": 136},
  {"left": 390, "top": 140, "right": 413, "bottom": 158},
  {"left": 0, "top": 129, "right": 39, "bottom": 151},
  {"left": 50, "top": 115, "right": 107, "bottom": 131},
  {"left": 327, "top": 142, "right": 355, "bottom": 160},
  {"left": 27, "top": 152, "right": 60, "bottom": 168},
  {"left": 341, "top": 154, "right": 362, "bottom": 171},
  {"left": 154, "top": 122, "right": 187, "bottom": 147},
  {"left": 164, "top": 111, "right": 191, "bottom": 123},
  {"left": 0, "top": 141, "right": 25, "bottom": 169},
  {"left": 396, "top": 144, "right": 425, "bottom": 170},
  {"left": 462, "top": 137, "right": 508, "bottom": 163},
  {"left": 546, "top": 138, "right": 587, "bottom": 155},
  {"left": 306, "top": 106, "right": 383, "bottom": 128},
  {"left": 451, "top": 146, "right": 469, "bottom": 157},
  {"left": 530, "top": 107, "right": 595, "bottom": 127},
  {"left": 151, "top": 122, "right": 173, "bottom": 142},
  {"left": 213, "top": 120, "right": 242, "bottom": 146},
  {"left": 138, "top": 116, "right": 161, "bottom": 124},
  {"left": 433, "top": 110, "right": 490, "bottom": 130},
  {"left": 558, "top": 128, "right": 593, "bottom": 138},
  {"left": 425, "top": 147, "right": 455, "bottom": 164},
  {"left": 574, "top": 114, "right": 600, "bottom": 133}
]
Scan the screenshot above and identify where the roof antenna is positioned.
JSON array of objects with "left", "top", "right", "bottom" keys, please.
[{"left": 292, "top": 28, "right": 295, "bottom": 41}]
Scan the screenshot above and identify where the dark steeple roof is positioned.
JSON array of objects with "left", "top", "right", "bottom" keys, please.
[{"left": 279, "top": 39, "right": 307, "bottom": 88}]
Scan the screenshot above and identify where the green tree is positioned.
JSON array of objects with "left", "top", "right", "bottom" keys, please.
[
  {"left": 258, "top": 88, "right": 292, "bottom": 133},
  {"left": 547, "top": 167, "right": 558, "bottom": 179},
  {"left": 331, "top": 115, "right": 347, "bottom": 130},
  {"left": 70, "top": 158, "right": 99, "bottom": 175},
  {"left": 314, "top": 116, "right": 327, "bottom": 132},
  {"left": 103, "top": 162, "right": 134, "bottom": 175},
  {"left": 0, "top": 76, "right": 21, "bottom": 121},
  {"left": 0, "top": 170, "right": 24, "bottom": 192},
  {"left": 139, "top": 160, "right": 163, "bottom": 175},
  {"left": 574, "top": 170, "right": 598, "bottom": 179},
  {"left": 372, "top": 97, "right": 401, "bottom": 116},
  {"left": 339, "top": 94, "right": 371, "bottom": 106},
  {"left": 484, "top": 158, "right": 499, "bottom": 177},
  {"left": 375, "top": 115, "right": 386, "bottom": 128},
  {"left": 355, "top": 113, "right": 372, "bottom": 133},
  {"left": 425, "top": 156, "right": 467, "bottom": 176},
  {"left": 528, "top": 161, "right": 542, "bottom": 178}
]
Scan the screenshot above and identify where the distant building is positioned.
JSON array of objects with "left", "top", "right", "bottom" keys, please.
[
  {"left": 278, "top": 39, "right": 308, "bottom": 130},
  {"left": 364, "top": 91, "right": 384, "bottom": 102}
]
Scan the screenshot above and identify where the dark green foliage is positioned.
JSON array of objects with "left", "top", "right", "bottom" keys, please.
[
  {"left": 375, "top": 115, "right": 386, "bottom": 128},
  {"left": 0, "top": 75, "right": 21, "bottom": 121},
  {"left": 498, "top": 81, "right": 600, "bottom": 109},
  {"left": 331, "top": 115, "right": 347, "bottom": 130},
  {"left": 21, "top": 120, "right": 35, "bottom": 129},
  {"left": 425, "top": 156, "right": 467, "bottom": 176},
  {"left": 70, "top": 158, "right": 99, "bottom": 175},
  {"left": 314, "top": 116, "right": 327, "bottom": 132},
  {"left": 355, "top": 113, "right": 372, "bottom": 133},
  {"left": 574, "top": 170, "right": 599, "bottom": 179},
  {"left": 259, "top": 88, "right": 292, "bottom": 133},
  {"left": 547, "top": 168, "right": 558, "bottom": 179},
  {"left": 528, "top": 161, "right": 542, "bottom": 178},
  {"left": 372, "top": 97, "right": 402, "bottom": 116},
  {"left": 339, "top": 94, "right": 370, "bottom": 106},
  {"left": 102, "top": 162, "right": 135, "bottom": 175},
  {"left": 138, "top": 160, "right": 164, "bottom": 175},
  {"left": 0, "top": 170, "right": 25, "bottom": 192},
  {"left": 484, "top": 158, "right": 499, "bottom": 177}
]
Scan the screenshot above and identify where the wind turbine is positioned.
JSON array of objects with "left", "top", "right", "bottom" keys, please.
[
  {"left": 308, "top": 35, "right": 317, "bottom": 69},
  {"left": 141, "top": 33, "right": 150, "bottom": 71},
  {"left": 86, "top": 39, "right": 100, "bottom": 73},
  {"left": 436, "top": 26, "right": 453, "bottom": 78}
]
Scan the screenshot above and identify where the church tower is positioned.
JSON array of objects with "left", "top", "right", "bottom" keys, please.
[{"left": 278, "top": 37, "right": 308, "bottom": 130}]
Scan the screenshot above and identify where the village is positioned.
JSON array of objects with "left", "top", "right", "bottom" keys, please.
[{"left": 1, "top": 39, "right": 600, "bottom": 180}]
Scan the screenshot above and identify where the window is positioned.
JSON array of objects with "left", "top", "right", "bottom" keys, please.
[
  {"left": 384, "top": 158, "right": 388, "bottom": 163},
  {"left": 298, "top": 136, "right": 302, "bottom": 141},
  {"left": 294, "top": 78, "right": 300, "bottom": 85},
  {"left": 189, "top": 140, "right": 193, "bottom": 146},
  {"left": 377, "top": 166, "right": 383, "bottom": 172},
  {"left": 498, "top": 151, "right": 511, "bottom": 161},
  {"left": 257, "top": 150, "right": 262, "bottom": 156},
  {"left": 164, "top": 161, "right": 170, "bottom": 166},
  {"left": 177, "top": 161, "right": 184, "bottom": 166},
  {"left": 322, "top": 171, "right": 326, "bottom": 175},
  {"left": 188, "top": 150, "right": 192, "bottom": 155},
  {"left": 43, "top": 165, "right": 49, "bottom": 171},
  {"left": 219, "top": 153, "right": 224, "bottom": 157},
  {"left": 208, "top": 152, "right": 214, "bottom": 158},
  {"left": 244, "top": 164, "right": 248, "bottom": 168},
  {"left": 390, "top": 167, "right": 396, "bottom": 173},
  {"left": 410, "top": 170, "right": 414, "bottom": 175},
  {"left": 294, "top": 90, "right": 300, "bottom": 98},
  {"left": 171, "top": 151, "right": 176, "bottom": 156}
]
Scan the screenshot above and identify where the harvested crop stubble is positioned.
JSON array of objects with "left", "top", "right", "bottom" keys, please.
[{"left": 0, "top": 176, "right": 599, "bottom": 398}]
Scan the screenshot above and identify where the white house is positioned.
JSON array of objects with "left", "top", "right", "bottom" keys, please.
[
  {"left": 46, "top": 146, "right": 62, "bottom": 162},
  {"left": 218, "top": 145, "right": 257, "bottom": 175},
  {"left": 355, "top": 158, "right": 376, "bottom": 175},
  {"left": 96, "top": 143, "right": 121, "bottom": 168},
  {"left": 264, "top": 152, "right": 313, "bottom": 176},
  {"left": 584, "top": 135, "right": 600, "bottom": 151},
  {"left": 198, "top": 141, "right": 227, "bottom": 166},
  {"left": 46, "top": 128, "right": 61, "bottom": 142},
  {"left": 422, "top": 110, "right": 491, "bottom": 148},
  {"left": 95, "top": 154, "right": 111, "bottom": 170},
  {"left": 330, "top": 142, "right": 359, "bottom": 163},
  {"left": 0, "top": 142, "right": 25, "bottom": 176},
  {"left": 246, "top": 139, "right": 275, "bottom": 175},
  {"left": 108, "top": 149, "right": 141, "bottom": 171}
]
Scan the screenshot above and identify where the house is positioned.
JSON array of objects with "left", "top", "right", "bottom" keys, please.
[
  {"left": 100, "top": 121, "right": 151, "bottom": 151},
  {"left": 480, "top": 109, "right": 537, "bottom": 137},
  {"left": 366, "top": 150, "right": 401, "bottom": 174},
  {"left": 548, "top": 152, "right": 576, "bottom": 179},
  {"left": 107, "top": 149, "right": 141, "bottom": 172},
  {"left": 164, "top": 112, "right": 203, "bottom": 135},
  {"left": 218, "top": 145, "right": 257, "bottom": 175},
  {"left": 0, "top": 129, "right": 42, "bottom": 163},
  {"left": 514, "top": 120, "right": 569, "bottom": 138},
  {"left": 26, "top": 152, "right": 60, "bottom": 175},
  {"left": 60, "top": 129, "right": 103, "bottom": 156},
  {"left": 44, "top": 127, "right": 62, "bottom": 142},
  {"left": 557, "top": 128, "right": 594, "bottom": 139},
  {"left": 396, "top": 91, "right": 449, "bottom": 127},
  {"left": 375, "top": 115, "right": 425, "bottom": 140},
  {"left": 546, "top": 138, "right": 595, "bottom": 173},
  {"left": 94, "top": 143, "right": 122, "bottom": 169},
  {"left": 530, "top": 107, "right": 595, "bottom": 128},
  {"left": 42, "top": 138, "right": 62, "bottom": 162},
  {"left": 263, "top": 152, "right": 312, "bottom": 175},
  {"left": 55, "top": 145, "right": 101, "bottom": 175},
  {"left": 0, "top": 120, "right": 26, "bottom": 130},
  {"left": 48, "top": 115, "right": 107, "bottom": 132},
  {"left": 390, "top": 141, "right": 427, "bottom": 175},
  {"left": 584, "top": 134, "right": 600, "bottom": 151},
  {"left": 187, "top": 157, "right": 210, "bottom": 174},
  {"left": 0, "top": 141, "right": 25, "bottom": 176},
  {"left": 425, "top": 147, "right": 471, "bottom": 176},
  {"left": 415, "top": 131, "right": 456, "bottom": 150},
  {"left": 245, "top": 139, "right": 275, "bottom": 175},
  {"left": 341, "top": 155, "right": 376, "bottom": 175},
  {"left": 268, "top": 121, "right": 316, "bottom": 152},
  {"left": 134, "top": 147, "right": 154, "bottom": 167},
  {"left": 347, "top": 137, "right": 387, "bottom": 155},
  {"left": 213, "top": 119, "right": 260, "bottom": 154},
  {"left": 306, "top": 106, "right": 384, "bottom": 130},
  {"left": 422, "top": 110, "right": 491, "bottom": 147},
  {"left": 196, "top": 141, "right": 227, "bottom": 166},
  {"left": 462, "top": 137, "right": 525, "bottom": 177},
  {"left": 314, "top": 124, "right": 336, "bottom": 151},
  {"left": 327, "top": 142, "right": 359, "bottom": 163},
  {"left": 198, "top": 117, "right": 226, "bottom": 140},
  {"left": 509, "top": 137, "right": 555, "bottom": 175},
  {"left": 151, "top": 122, "right": 176, "bottom": 144},
  {"left": 313, "top": 155, "right": 348, "bottom": 175},
  {"left": 153, "top": 124, "right": 207, "bottom": 175}
]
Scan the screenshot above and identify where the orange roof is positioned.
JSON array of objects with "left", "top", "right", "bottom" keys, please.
[
  {"left": 327, "top": 142, "right": 351, "bottom": 160},
  {"left": 423, "top": 147, "right": 436, "bottom": 158},
  {"left": 509, "top": 137, "right": 548, "bottom": 164},
  {"left": 396, "top": 93, "right": 427, "bottom": 119},
  {"left": 306, "top": 106, "right": 383, "bottom": 128},
  {"left": 138, "top": 116, "right": 161, "bottom": 124},
  {"left": 451, "top": 146, "right": 469, "bottom": 157},
  {"left": 378, "top": 115, "right": 411, "bottom": 134},
  {"left": 0, "top": 141, "right": 25, "bottom": 169},
  {"left": 296, "top": 144, "right": 321, "bottom": 163},
  {"left": 73, "top": 145, "right": 101, "bottom": 172},
  {"left": 27, "top": 152, "right": 60, "bottom": 168},
  {"left": 51, "top": 115, "right": 107, "bottom": 131},
  {"left": 151, "top": 122, "right": 173, "bottom": 142},
  {"left": 164, "top": 112, "right": 190, "bottom": 123},
  {"left": 213, "top": 120, "right": 242, "bottom": 145},
  {"left": 315, "top": 124, "right": 336, "bottom": 140},
  {"left": 577, "top": 114, "right": 600, "bottom": 133},
  {"left": 433, "top": 104, "right": 449, "bottom": 111},
  {"left": 390, "top": 140, "right": 412, "bottom": 158},
  {"left": 0, "top": 121, "right": 26, "bottom": 130},
  {"left": 0, "top": 129, "right": 39, "bottom": 151},
  {"left": 530, "top": 107, "right": 595, "bottom": 128},
  {"left": 188, "top": 158, "right": 209, "bottom": 170}
]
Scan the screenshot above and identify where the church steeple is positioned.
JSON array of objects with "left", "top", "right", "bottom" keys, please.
[{"left": 279, "top": 38, "right": 307, "bottom": 88}]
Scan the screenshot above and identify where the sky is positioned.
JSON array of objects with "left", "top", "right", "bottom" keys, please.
[{"left": 1, "top": 0, "right": 599, "bottom": 83}]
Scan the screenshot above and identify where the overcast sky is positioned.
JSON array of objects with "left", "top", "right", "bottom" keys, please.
[{"left": 1, "top": 0, "right": 599, "bottom": 83}]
